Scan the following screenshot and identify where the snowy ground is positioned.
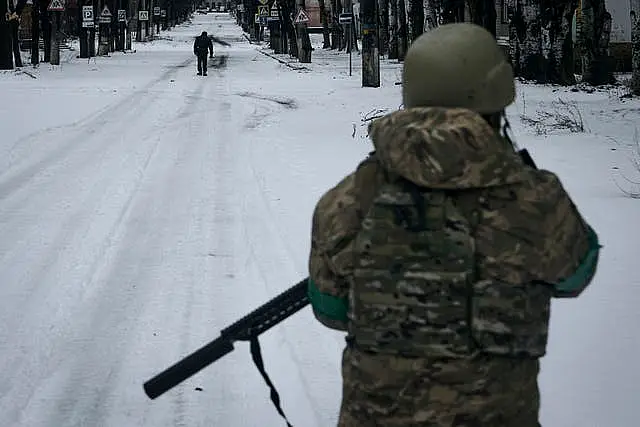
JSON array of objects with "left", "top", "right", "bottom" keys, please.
[{"left": 1, "top": 12, "right": 639, "bottom": 427}]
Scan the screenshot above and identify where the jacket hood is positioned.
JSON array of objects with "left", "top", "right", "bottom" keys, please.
[{"left": 368, "top": 107, "right": 529, "bottom": 189}]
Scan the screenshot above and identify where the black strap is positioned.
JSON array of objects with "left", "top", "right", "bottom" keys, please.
[{"left": 249, "top": 336, "right": 293, "bottom": 427}]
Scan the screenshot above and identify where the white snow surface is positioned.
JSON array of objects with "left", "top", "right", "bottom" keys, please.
[{"left": 1, "top": 12, "right": 639, "bottom": 427}]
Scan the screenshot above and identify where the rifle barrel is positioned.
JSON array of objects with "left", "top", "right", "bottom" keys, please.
[{"left": 144, "top": 338, "right": 235, "bottom": 399}]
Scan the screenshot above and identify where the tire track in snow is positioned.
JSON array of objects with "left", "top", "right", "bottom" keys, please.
[
  {"left": 39, "top": 74, "right": 213, "bottom": 427},
  {"left": 0, "top": 57, "right": 194, "bottom": 203},
  {"left": 234, "top": 95, "right": 329, "bottom": 427},
  {"left": 0, "top": 60, "right": 211, "bottom": 427},
  {"left": 0, "top": 103, "right": 170, "bottom": 427}
]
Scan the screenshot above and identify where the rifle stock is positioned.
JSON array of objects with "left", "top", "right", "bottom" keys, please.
[{"left": 143, "top": 278, "right": 310, "bottom": 400}]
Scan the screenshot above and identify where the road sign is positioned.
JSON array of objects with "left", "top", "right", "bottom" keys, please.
[
  {"left": 254, "top": 13, "right": 259, "bottom": 23},
  {"left": 98, "top": 5, "right": 111, "bottom": 23},
  {"left": 258, "top": 0, "right": 269, "bottom": 4},
  {"left": 153, "top": 7, "right": 160, "bottom": 16},
  {"left": 293, "top": 9, "right": 309, "bottom": 24},
  {"left": 82, "top": 20, "right": 94, "bottom": 28},
  {"left": 117, "top": 9, "right": 126, "bottom": 22},
  {"left": 47, "top": 0, "right": 65, "bottom": 12},
  {"left": 160, "top": 9, "right": 167, "bottom": 17},
  {"left": 82, "top": 5, "right": 93, "bottom": 21},
  {"left": 270, "top": 6, "right": 278, "bottom": 17},
  {"left": 338, "top": 12, "right": 352, "bottom": 24},
  {"left": 258, "top": 5, "right": 268, "bottom": 16},
  {"left": 139, "top": 10, "right": 149, "bottom": 21},
  {"left": 100, "top": 5, "right": 112, "bottom": 17}
]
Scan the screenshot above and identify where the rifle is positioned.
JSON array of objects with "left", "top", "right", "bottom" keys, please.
[
  {"left": 143, "top": 149, "right": 537, "bottom": 424},
  {"left": 143, "top": 277, "right": 310, "bottom": 426}
]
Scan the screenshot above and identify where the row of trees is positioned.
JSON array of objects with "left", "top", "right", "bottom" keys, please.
[
  {"left": 237, "top": 0, "right": 639, "bottom": 92},
  {"left": 0, "top": 0, "right": 199, "bottom": 69},
  {"left": 3, "top": 0, "right": 639, "bottom": 94}
]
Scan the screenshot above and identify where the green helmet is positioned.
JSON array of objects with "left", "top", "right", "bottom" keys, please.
[{"left": 402, "top": 23, "right": 515, "bottom": 114}]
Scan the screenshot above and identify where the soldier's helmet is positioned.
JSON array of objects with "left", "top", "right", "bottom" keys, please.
[
  {"left": 402, "top": 23, "right": 515, "bottom": 114},
  {"left": 202, "top": 31, "right": 208, "bottom": 37}
]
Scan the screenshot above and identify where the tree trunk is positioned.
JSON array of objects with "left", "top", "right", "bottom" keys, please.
[
  {"left": 388, "top": 0, "right": 397, "bottom": 58},
  {"left": 283, "top": 0, "right": 297, "bottom": 56},
  {"left": 295, "top": 0, "right": 312, "bottom": 63},
  {"left": 631, "top": 0, "right": 640, "bottom": 94},
  {"left": 318, "top": 0, "right": 330, "bottom": 47},
  {"left": 50, "top": 12, "right": 60, "bottom": 65},
  {"left": 378, "top": 0, "right": 388, "bottom": 55},
  {"left": 577, "top": 0, "right": 614, "bottom": 85},
  {"left": 32, "top": 1, "right": 40, "bottom": 64},
  {"left": 397, "top": 0, "right": 407, "bottom": 59},
  {"left": 7, "top": 0, "right": 25, "bottom": 67},
  {"left": 424, "top": 0, "right": 440, "bottom": 31},
  {"left": 507, "top": 0, "right": 576, "bottom": 84},
  {"left": 362, "top": 0, "right": 379, "bottom": 86},
  {"left": 408, "top": 0, "right": 423, "bottom": 42},
  {"left": 6, "top": 11, "right": 22, "bottom": 68},
  {"left": 79, "top": 1, "right": 89, "bottom": 58},
  {"left": 41, "top": 1, "right": 52, "bottom": 62},
  {"left": 0, "top": 0, "right": 13, "bottom": 69},
  {"left": 508, "top": 0, "right": 544, "bottom": 81},
  {"left": 540, "top": 0, "right": 577, "bottom": 85},
  {"left": 466, "top": 0, "right": 496, "bottom": 37},
  {"left": 280, "top": 1, "right": 290, "bottom": 54},
  {"left": 330, "top": 0, "right": 343, "bottom": 49},
  {"left": 442, "top": 0, "right": 464, "bottom": 23}
]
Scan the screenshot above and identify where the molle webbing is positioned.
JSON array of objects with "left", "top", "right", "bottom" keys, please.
[{"left": 350, "top": 181, "right": 476, "bottom": 358}]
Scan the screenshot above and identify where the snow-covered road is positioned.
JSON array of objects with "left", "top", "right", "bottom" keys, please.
[
  {"left": 3, "top": 10, "right": 640, "bottom": 427},
  {"left": 0, "top": 13, "right": 341, "bottom": 427}
]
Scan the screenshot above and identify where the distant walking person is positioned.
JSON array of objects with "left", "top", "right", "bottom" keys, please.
[{"left": 194, "top": 31, "right": 214, "bottom": 76}]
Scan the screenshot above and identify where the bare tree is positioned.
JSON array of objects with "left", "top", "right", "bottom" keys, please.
[
  {"left": 507, "top": 0, "right": 577, "bottom": 85},
  {"left": 441, "top": 0, "right": 464, "bottom": 23},
  {"left": 0, "top": 0, "right": 13, "bottom": 69},
  {"left": 631, "top": 0, "right": 640, "bottom": 94},
  {"left": 330, "top": 0, "right": 344, "bottom": 49},
  {"left": 397, "top": 0, "right": 407, "bottom": 59},
  {"left": 407, "top": 0, "right": 423, "bottom": 42},
  {"left": 423, "top": 0, "right": 440, "bottom": 31},
  {"left": 294, "top": 0, "right": 311, "bottom": 62},
  {"left": 378, "top": 0, "right": 388, "bottom": 55},
  {"left": 318, "top": 0, "right": 330, "bottom": 48},
  {"left": 466, "top": 0, "right": 496, "bottom": 36},
  {"left": 8, "top": 0, "right": 23, "bottom": 67},
  {"left": 577, "top": 0, "right": 614, "bottom": 85},
  {"left": 542, "top": 0, "right": 578, "bottom": 85},
  {"left": 388, "top": 0, "right": 398, "bottom": 58}
]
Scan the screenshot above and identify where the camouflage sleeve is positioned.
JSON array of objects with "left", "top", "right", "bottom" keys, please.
[
  {"left": 308, "top": 155, "right": 382, "bottom": 331},
  {"left": 534, "top": 173, "right": 601, "bottom": 298}
]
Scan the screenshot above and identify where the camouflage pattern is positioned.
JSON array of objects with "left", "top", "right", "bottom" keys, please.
[
  {"left": 337, "top": 346, "right": 541, "bottom": 427},
  {"left": 308, "top": 106, "right": 594, "bottom": 425}
]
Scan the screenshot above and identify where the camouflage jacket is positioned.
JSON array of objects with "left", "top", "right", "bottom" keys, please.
[{"left": 307, "top": 106, "right": 600, "bottom": 358}]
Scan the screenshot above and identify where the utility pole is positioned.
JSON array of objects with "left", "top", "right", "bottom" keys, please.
[{"left": 360, "top": 0, "right": 379, "bottom": 86}]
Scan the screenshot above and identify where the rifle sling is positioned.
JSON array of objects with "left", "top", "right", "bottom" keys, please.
[{"left": 249, "top": 336, "right": 293, "bottom": 427}]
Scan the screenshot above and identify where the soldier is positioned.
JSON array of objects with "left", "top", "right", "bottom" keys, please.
[
  {"left": 193, "top": 31, "right": 214, "bottom": 76},
  {"left": 307, "top": 23, "right": 601, "bottom": 427}
]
